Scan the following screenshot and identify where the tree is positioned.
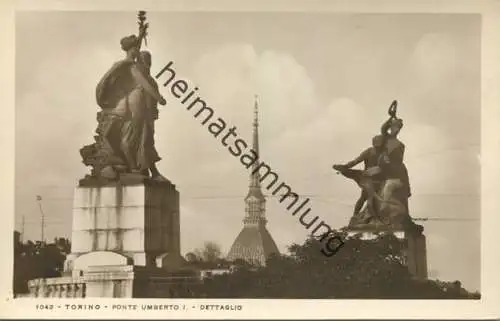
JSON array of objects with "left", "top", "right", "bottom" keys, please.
[
  {"left": 191, "top": 241, "right": 222, "bottom": 263},
  {"left": 197, "top": 231, "right": 480, "bottom": 299},
  {"left": 13, "top": 232, "right": 72, "bottom": 296},
  {"left": 185, "top": 252, "right": 199, "bottom": 263}
]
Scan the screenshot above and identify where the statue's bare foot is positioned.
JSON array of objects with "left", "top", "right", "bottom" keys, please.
[
  {"left": 130, "top": 169, "right": 146, "bottom": 176},
  {"left": 114, "top": 165, "right": 128, "bottom": 173},
  {"left": 100, "top": 166, "right": 117, "bottom": 180}
]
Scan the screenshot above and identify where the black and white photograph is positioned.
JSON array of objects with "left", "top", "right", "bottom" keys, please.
[{"left": 1, "top": 0, "right": 500, "bottom": 319}]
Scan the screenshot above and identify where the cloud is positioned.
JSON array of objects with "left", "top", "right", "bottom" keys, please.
[
  {"left": 410, "top": 33, "right": 458, "bottom": 88},
  {"left": 187, "top": 44, "right": 320, "bottom": 139}
]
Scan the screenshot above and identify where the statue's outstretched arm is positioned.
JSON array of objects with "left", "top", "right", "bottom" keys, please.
[
  {"left": 131, "top": 65, "right": 163, "bottom": 102},
  {"left": 344, "top": 149, "right": 368, "bottom": 168}
]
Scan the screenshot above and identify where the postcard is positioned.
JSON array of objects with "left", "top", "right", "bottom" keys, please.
[{"left": 1, "top": 0, "right": 499, "bottom": 319}]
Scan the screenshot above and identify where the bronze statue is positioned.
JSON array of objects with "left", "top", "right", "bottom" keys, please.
[
  {"left": 80, "top": 11, "right": 167, "bottom": 185},
  {"left": 379, "top": 104, "right": 411, "bottom": 209},
  {"left": 135, "top": 50, "right": 167, "bottom": 181},
  {"left": 333, "top": 135, "right": 386, "bottom": 217},
  {"left": 333, "top": 100, "right": 416, "bottom": 230}
]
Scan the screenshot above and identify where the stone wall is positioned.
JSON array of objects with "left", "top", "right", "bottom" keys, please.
[
  {"left": 28, "top": 276, "right": 86, "bottom": 298},
  {"left": 27, "top": 264, "right": 201, "bottom": 298}
]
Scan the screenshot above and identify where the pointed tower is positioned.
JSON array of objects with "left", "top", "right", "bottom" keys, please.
[{"left": 227, "top": 96, "right": 280, "bottom": 266}]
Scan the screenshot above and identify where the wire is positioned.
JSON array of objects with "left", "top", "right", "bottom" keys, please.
[
  {"left": 21, "top": 222, "right": 68, "bottom": 225},
  {"left": 405, "top": 143, "right": 480, "bottom": 160},
  {"left": 412, "top": 218, "right": 478, "bottom": 222}
]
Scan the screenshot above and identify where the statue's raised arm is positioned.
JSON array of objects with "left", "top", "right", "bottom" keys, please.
[
  {"left": 136, "top": 11, "right": 149, "bottom": 51},
  {"left": 381, "top": 100, "right": 398, "bottom": 136}
]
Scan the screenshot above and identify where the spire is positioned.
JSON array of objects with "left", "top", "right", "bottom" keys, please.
[
  {"left": 250, "top": 95, "right": 261, "bottom": 189},
  {"left": 244, "top": 94, "right": 265, "bottom": 223},
  {"left": 227, "top": 94, "right": 280, "bottom": 266}
]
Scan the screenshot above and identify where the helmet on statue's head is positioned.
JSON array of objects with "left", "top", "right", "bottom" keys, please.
[{"left": 120, "top": 35, "right": 139, "bottom": 57}]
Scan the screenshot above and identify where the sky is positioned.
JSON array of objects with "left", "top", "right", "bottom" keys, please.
[{"left": 15, "top": 12, "right": 480, "bottom": 291}]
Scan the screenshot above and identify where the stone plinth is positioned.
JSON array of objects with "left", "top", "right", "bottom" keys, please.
[
  {"left": 84, "top": 265, "right": 135, "bottom": 298},
  {"left": 27, "top": 265, "right": 200, "bottom": 298},
  {"left": 65, "top": 179, "right": 181, "bottom": 271},
  {"left": 25, "top": 178, "right": 196, "bottom": 298},
  {"left": 28, "top": 276, "right": 86, "bottom": 298},
  {"left": 132, "top": 267, "right": 201, "bottom": 298},
  {"left": 346, "top": 226, "right": 428, "bottom": 280}
]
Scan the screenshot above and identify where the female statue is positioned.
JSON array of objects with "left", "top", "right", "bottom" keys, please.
[
  {"left": 379, "top": 102, "right": 411, "bottom": 212},
  {"left": 80, "top": 11, "right": 168, "bottom": 183}
]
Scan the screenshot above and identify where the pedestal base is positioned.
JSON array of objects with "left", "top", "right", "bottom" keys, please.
[
  {"left": 346, "top": 226, "right": 428, "bottom": 280},
  {"left": 84, "top": 265, "right": 135, "bottom": 298},
  {"left": 28, "top": 265, "right": 200, "bottom": 298},
  {"left": 65, "top": 179, "right": 181, "bottom": 271},
  {"left": 27, "top": 178, "right": 193, "bottom": 298}
]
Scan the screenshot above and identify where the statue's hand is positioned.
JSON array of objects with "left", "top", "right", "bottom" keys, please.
[
  {"left": 333, "top": 164, "right": 345, "bottom": 172},
  {"left": 388, "top": 100, "right": 398, "bottom": 117},
  {"left": 363, "top": 166, "right": 381, "bottom": 177},
  {"left": 158, "top": 96, "right": 167, "bottom": 106}
]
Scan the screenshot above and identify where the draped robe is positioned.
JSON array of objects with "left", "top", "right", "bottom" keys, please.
[{"left": 95, "top": 58, "right": 161, "bottom": 172}]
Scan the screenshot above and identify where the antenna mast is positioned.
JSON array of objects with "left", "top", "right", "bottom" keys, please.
[{"left": 36, "top": 195, "right": 45, "bottom": 242}]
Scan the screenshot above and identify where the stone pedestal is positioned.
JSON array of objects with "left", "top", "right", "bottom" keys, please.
[
  {"left": 346, "top": 226, "right": 428, "bottom": 280},
  {"left": 65, "top": 179, "right": 182, "bottom": 271},
  {"left": 405, "top": 231, "right": 427, "bottom": 279},
  {"left": 84, "top": 265, "right": 135, "bottom": 298},
  {"left": 28, "top": 262, "right": 200, "bottom": 298},
  {"left": 26, "top": 178, "right": 197, "bottom": 298}
]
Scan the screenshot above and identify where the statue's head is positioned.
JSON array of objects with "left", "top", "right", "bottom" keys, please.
[
  {"left": 388, "top": 118, "right": 403, "bottom": 136},
  {"left": 372, "top": 135, "right": 385, "bottom": 149},
  {"left": 139, "top": 51, "right": 152, "bottom": 68},
  {"left": 120, "top": 35, "right": 139, "bottom": 58}
]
